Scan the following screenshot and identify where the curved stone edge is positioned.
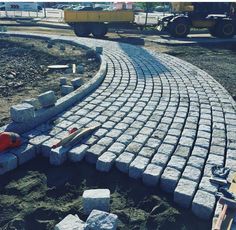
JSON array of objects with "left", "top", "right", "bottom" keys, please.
[{"left": 0, "top": 33, "right": 107, "bottom": 134}]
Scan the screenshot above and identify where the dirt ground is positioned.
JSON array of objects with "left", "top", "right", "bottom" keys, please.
[
  {"left": 0, "top": 157, "right": 210, "bottom": 230},
  {"left": 0, "top": 36, "right": 99, "bottom": 127},
  {"left": 0, "top": 27, "right": 235, "bottom": 230}
]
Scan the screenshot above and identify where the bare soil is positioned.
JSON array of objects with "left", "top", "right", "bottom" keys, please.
[
  {"left": 0, "top": 37, "right": 99, "bottom": 127},
  {"left": 0, "top": 157, "right": 210, "bottom": 230}
]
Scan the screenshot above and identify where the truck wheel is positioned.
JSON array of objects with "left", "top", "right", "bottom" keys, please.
[
  {"left": 216, "top": 20, "right": 235, "bottom": 38},
  {"left": 91, "top": 23, "right": 108, "bottom": 38},
  {"left": 74, "top": 23, "right": 91, "bottom": 37},
  {"left": 209, "top": 26, "right": 218, "bottom": 37},
  {"left": 169, "top": 19, "right": 190, "bottom": 38}
]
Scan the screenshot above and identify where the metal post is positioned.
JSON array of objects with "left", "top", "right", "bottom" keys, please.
[{"left": 44, "top": 3, "right": 46, "bottom": 18}]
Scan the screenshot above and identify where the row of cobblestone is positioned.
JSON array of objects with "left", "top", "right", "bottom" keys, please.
[{"left": 2, "top": 33, "right": 236, "bottom": 222}]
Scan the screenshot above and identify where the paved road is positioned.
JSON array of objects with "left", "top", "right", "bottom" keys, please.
[{"left": 3, "top": 33, "right": 236, "bottom": 222}]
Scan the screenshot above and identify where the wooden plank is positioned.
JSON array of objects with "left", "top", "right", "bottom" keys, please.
[{"left": 216, "top": 173, "right": 236, "bottom": 230}]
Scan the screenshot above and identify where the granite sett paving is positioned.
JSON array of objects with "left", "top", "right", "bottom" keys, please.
[{"left": 1, "top": 33, "right": 236, "bottom": 221}]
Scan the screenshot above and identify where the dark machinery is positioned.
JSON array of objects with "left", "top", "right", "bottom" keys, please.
[{"left": 157, "top": 2, "right": 236, "bottom": 38}]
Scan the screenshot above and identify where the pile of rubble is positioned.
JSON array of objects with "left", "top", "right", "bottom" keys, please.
[{"left": 55, "top": 189, "right": 118, "bottom": 230}]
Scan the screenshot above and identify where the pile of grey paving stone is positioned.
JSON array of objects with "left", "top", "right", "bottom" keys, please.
[{"left": 54, "top": 188, "right": 118, "bottom": 230}]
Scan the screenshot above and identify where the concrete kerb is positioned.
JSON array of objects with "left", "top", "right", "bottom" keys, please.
[{"left": 0, "top": 33, "right": 107, "bottom": 134}]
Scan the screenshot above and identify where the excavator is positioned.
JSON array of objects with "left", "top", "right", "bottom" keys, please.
[{"left": 157, "top": 2, "right": 236, "bottom": 38}]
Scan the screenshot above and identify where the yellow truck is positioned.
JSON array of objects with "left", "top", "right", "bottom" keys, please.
[{"left": 64, "top": 10, "right": 135, "bottom": 38}]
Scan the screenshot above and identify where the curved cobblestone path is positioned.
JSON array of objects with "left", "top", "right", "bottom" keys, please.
[{"left": 7, "top": 34, "right": 236, "bottom": 221}]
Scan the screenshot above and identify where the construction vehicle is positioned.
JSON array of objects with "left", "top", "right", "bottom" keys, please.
[
  {"left": 157, "top": 2, "right": 236, "bottom": 38},
  {"left": 64, "top": 10, "right": 135, "bottom": 38}
]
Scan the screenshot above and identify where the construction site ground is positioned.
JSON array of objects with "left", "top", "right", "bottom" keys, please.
[
  {"left": 0, "top": 26, "right": 236, "bottom": 230},
  {"left": 0, "top": 36, "right": 99, "bottom": 127}
]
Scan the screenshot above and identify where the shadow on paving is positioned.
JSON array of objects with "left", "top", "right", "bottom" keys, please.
[{"left": 0, "top": 157, "right": 210, "bottom": 230}]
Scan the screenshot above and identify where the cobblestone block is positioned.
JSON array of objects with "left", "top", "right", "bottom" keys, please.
[
  {"left": 191, "top": 146, "right": 208, "bottom": 158},
  {"left": 199, "top": 176, "right": 218, "bottom": 194},
  {"left": 10, "top": 103, "right": 35, "bottom": 123},
  {"left": 129, "top": 156, "right": 149, "bottom": 179},
  {"left": 187, "top": 156, "right": 205, "bottom": 169},
  {"left": 50, "top": 146, "right": 69, "bottom": 165},
  {"left": 126, "top": 142, "right": 143, "bottom": 155},
  {"left": 41, "top": 137, "right": 59, "bottom": 157},
  {"left": 55, "top": 214, "right": 85, "bottom": 230},
  {"left": 0, "top": 153, "right": 17, "bottom": 175},
  {"left": 29, "top": 134, "right": 50, "bottom": 154},
  {"left": 173, "top": 145, "right": 191, "bottom": 159},
  {"left": 160, "top": 167, "right": 181, "bottom": 193},
  {"left": 182, "top": 166, "right": 201, "bottom": 182},
  {"left": 38, "top": 90, "right": 57, "bottom": 108},
  {"left": 59, "top": 77, "right": 67, "bottom": 86},
  {"left": 139, "top": 147, "right": 155, "bottom": 158},
  {"left": 192, "top": 190, "right": 216, "bottom": 220},
  {"left": 11, "top": 144, "right": 36, "bottom": 165},
  {"left": 68, "top": 144, "right": 89, "bottom": 162},
  {"left": 108, "top": 142, "right": 126, "bottom": 155},
  {"left": 207, "top": 154, "right": 224, "bottom": 166},
  {"left": 151, "top": 153, "right": 169, "bottom": 167},
  {"left": 145, "top": 138, "right": 161, "bottom": 149},
  {"left": 23, "top": 98, "right": 41, "bottom": 110},
  {"left": 96, "top": 151, "right": 117, "bottom": 172},
  {"left": 86, "top": 144, "right": 106, "bottom": 164},
  {"left": 117, "top": 134, "right": 133, "bottom": 145},
  {"left": 157, "top": 143, "right": 175, "bottom": 156},
  {"left": 174, "top": 179, "right": 198, "bottom": 208},
  {"left": 167, "top": 156, "right": 186, "bottom": 171},
  {"left": 142, "top": 163, "right": 163, "bottom": 186},
  {"left": 85, "top": 210, "right": 118, "bottom": 230},
  {"left": 98, "top": 137, "right": 114, "bottom": 147},
  {"left": 83, "top": 189, "right": 110, "bottom": 214},
  {"left": 61, "top": 85, "right": 74, "bottom": 96},
  {"left": 115, "top": 152, "right": 135, "bottom": 173},
  {"left": 71, "top": 77, "right": 83, "bottom": 89}
]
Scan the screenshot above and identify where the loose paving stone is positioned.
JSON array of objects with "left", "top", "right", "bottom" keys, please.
[
  {"left": 192, "top": 190, "right": 216, "bottom": 220},
  {"left": 142, "top": 163, "right": 163, "bottom": 186},
  {"left": 10, "top": 103, "right": 35, "bottom": 123},
  {"left": 55, "top": 214, "right": 85, "bottom": 230},
  {"left": 174, "top": 179, "right": 198, "bottom": 208},
  {"left": 85, "top": 210, "right": 118, "bottom": 230},
  {"left": 96, "top": 151, "right": 117, "bottom": 172},
  {"left": 115, "top": 152, "right": 135, "bottom": 173},
  {"left": 0, "top": 153, "right": 17, "bottom": 175},
  {"left": 68, "top": 144, "right": 89, "bottom": 162},
  {"left": 38, "top": 90, "right": 56, "bottom": 108},
  {"left": 83, "top": 189, "right": 110, "bottom": 215}
]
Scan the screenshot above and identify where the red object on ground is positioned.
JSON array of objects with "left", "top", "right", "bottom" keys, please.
[{"left": 0, "top": 132, "right": 21, "bottom": 153}]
